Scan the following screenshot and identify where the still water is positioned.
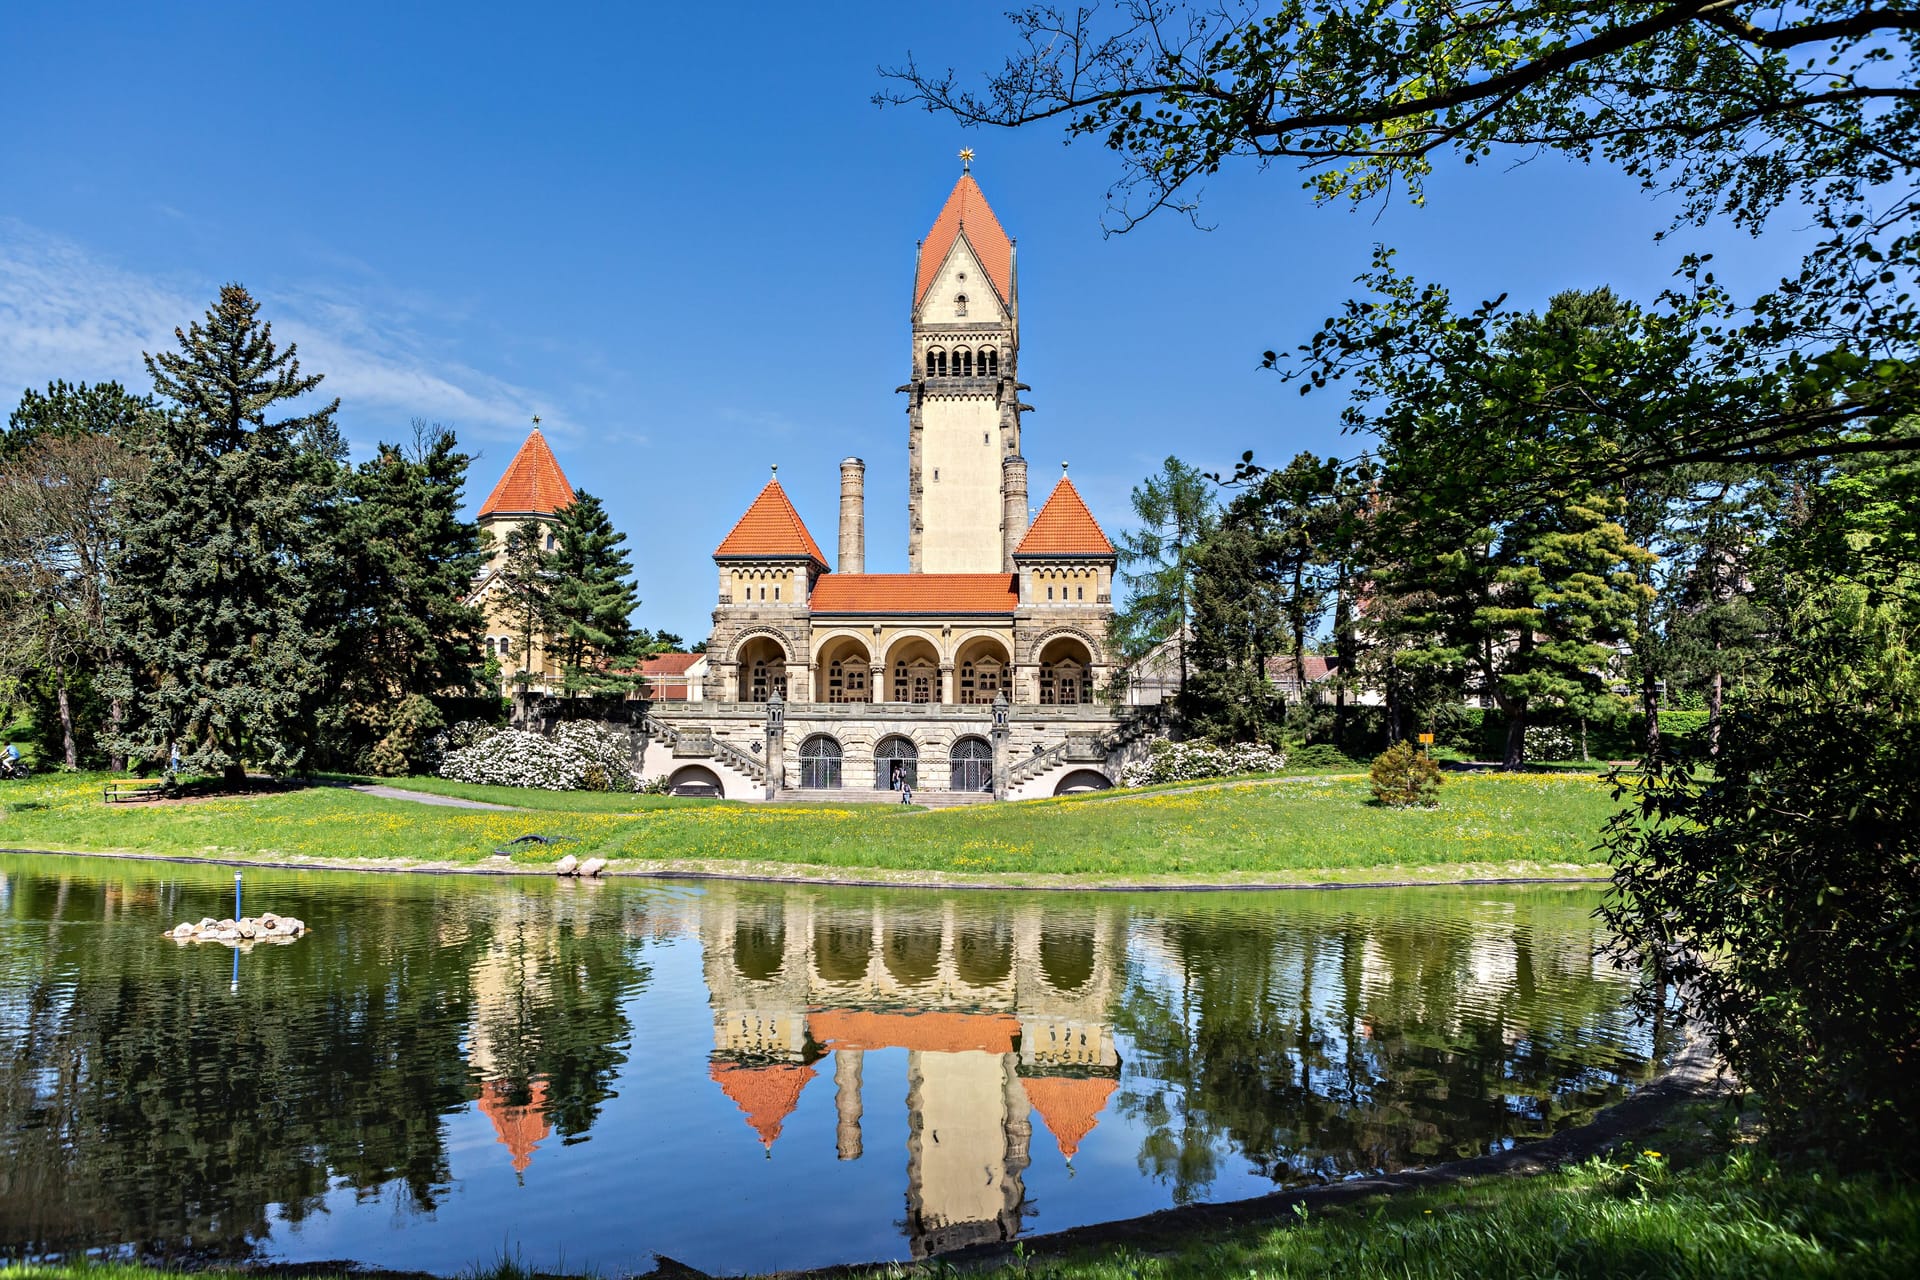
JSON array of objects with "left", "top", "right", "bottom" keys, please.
[{"left": 0, "top": 855, "right": 1660, "bottom": 1274}]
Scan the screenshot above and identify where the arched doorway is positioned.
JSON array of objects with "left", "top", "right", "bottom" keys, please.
[
  {"left": 668, "top": 764, "right": 723, "bottom": 796},
  {"left": 816, "top": 636, "right": 872, "bottom": 703},
  {"left": 798, "top": 734, "right": 842, "bottom": 789},
  {"left": 1038, "top": 635, "right": 1095, "bottom": 705},
  {"left": 735, "top": 635, "right": 789, "bottom": 703},
  {"left": 884, "top": 636, "right": 941, "bottom": 704},
  {"left": 954, "top": 635, "right": 1011, "bottom": 705},
  {"left": 948, "top": 736, "right": 993, "bottom": 792},
  {"left": 1053, "top": 769, "right": 1113, "bottom": 796},
  {"left": 874, "top": 735, "right": 918, "bottom": 791}
]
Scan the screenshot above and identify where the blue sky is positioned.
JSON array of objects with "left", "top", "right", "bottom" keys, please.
[{"left": 0, "top": 2, "right": 1812, "bottom": 639}]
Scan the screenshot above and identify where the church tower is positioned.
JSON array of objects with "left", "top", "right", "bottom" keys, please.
[{"left": 906, "top": 158, "right": 1028, "bottom": 573}]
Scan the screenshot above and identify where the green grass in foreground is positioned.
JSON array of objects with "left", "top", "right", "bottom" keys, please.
[
  {"left": 3, "top": 1108, "right": 1914, "bottom": 1279},
  {"left": 0, "top": 769, "right": 1618, "bottom": 881}
]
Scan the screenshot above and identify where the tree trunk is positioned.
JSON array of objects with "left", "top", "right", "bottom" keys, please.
[
  {"left": 57, "top": 679, "right": 78, "bottom": 770},
  {"left": 109, "top": 696, "right": 126, "bottom": 773},
  {"left": 1502, "top": 706, "right": 1526, "bottom": 771},
  {"left": 1641, "top": 666, "right": 1662, "bottom": 763},
  {"left": 1580, "top": 716, "right": 1589, "bottom": 762},
  {"left": 223, "top": 762, "right": 247, "bottom": 788},
  {"left": 1708, "top": 668, "right": 1724, "bottom": 757}
]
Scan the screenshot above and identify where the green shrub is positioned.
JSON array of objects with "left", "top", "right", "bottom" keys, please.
[
  {"left": 368, "top": 694, "right": 446, "bottom": 777},
  {"left": 1369, "top": 740, "right": 1443, "bottom": 807},
  {"left": 1289, "top": 742, "right": 1361, "bottom": 769}
]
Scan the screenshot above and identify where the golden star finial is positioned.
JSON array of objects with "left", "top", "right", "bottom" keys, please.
[{"left": 959, "top": 147, "right": 975, "bottom": 172}]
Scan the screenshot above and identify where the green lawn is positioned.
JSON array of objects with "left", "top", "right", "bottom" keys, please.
[
  {"left": 3, "top": 1107, "right": 1912, "bottom": 1279},
  {"left": 0, "top": 769, "right": 1621, "bottom": 883}
]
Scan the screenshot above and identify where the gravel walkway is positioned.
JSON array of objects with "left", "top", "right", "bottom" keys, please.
[{"left": 349, "top": 784, "right": 523, "bottom": 811}]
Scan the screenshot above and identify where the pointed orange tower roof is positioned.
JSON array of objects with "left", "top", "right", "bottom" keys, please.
[
  {"left": 479, "top": 428, "right": 574, "bottom": 518},
  {"left": 476, "top": 1079, "right": 553, "bottom": 1176},
  {"left": 1022, "top": 1076, "right": 1118, "bottom": 1161},
  {"left": 714, "top": 474, "right": 829, "bottom": 566},
  {"left": 1015, "top": 473, "right": 1113, "bottom": 557},
  {"left": 710, "top": 1061, "right": 815, "bottom": 1150},
  {"left": 916, "top": 173, "right": 1013, "bottom": 309}
]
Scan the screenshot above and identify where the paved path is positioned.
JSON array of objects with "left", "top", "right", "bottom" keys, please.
[{"left": 350, "top": 784, "right": 524, "bottom": 812}]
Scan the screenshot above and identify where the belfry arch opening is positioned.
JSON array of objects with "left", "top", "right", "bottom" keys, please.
[{"left": 884, "top": 636, "right": 940, "bottom": 705}]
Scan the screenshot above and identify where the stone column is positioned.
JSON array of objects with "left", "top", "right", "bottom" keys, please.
[
  {"left": 835, "top": 1047, "right": 864, "bottom": 1160},
  {"left": 870, "top": 662, "right": 888, "bottom": 703},
  {"left": 1001, "top": 453, "right": 1029, "bottom": 572},
  {"left": 764, "top": 692, "right": 786, "bottom": 800},
  {"left": 839, "top": 457, "right": 866, "bottom": 575},
  {"left": 990, "top": 692, "right": 1010, "bottom": 800},
  {"left": 939, "top": 664, "right": 956, "bottom": 705}
]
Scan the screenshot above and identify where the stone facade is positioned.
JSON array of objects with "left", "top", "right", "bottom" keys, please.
[{"left": 627, "top": 166, "right": 1161, "bottom": 800}]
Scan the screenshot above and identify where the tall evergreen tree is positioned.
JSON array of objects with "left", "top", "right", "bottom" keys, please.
[
  {"left": 1112, "top": 456, "right": 1216, "bottom": 688},
  {"left": 104, "top": 285, "right": 341, "bottom": 784},
  {"left": 327, "top": 422, "right": 487, "bottom": 761},
  {"left": 1181, "top": 523, "right": 1286, "bottom": 744},
  {"left": 495, "top": 525, "right": 555, "bottom": 696},
  {"left": 547, "top": 489, "right": 644, "bottom": 697}
]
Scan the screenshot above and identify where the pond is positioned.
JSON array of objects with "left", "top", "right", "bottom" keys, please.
[{"left": 0, "top": 855, "right": 1663, "bottom": 1275}]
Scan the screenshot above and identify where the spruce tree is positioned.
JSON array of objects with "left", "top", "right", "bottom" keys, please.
[
  {"left": 328, "top": 422, "right": 487, "bottom": 762},
  {"left": 105, "top": 285, "right": 340, "bottom": 784},
  {"left": 547, "top": 489, "right": 644, "bottom": 697}
]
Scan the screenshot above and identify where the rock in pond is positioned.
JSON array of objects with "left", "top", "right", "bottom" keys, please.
[
  {"left": 554, "top": 854, "right": 580, "bottom": 876},
  {"left": 578, "top": 857, "right": 608, "bottom": 878},
  {"left": 166, "top": 915, "right": 309, "bottom": 947}
]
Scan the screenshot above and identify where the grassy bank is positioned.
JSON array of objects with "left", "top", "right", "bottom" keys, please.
[
  {"left": 3, "top": 1108, "right": 1913, "bottom": 1279},
  {"left": 0, "top": 769, "right": 1619, "bottom": 883}
]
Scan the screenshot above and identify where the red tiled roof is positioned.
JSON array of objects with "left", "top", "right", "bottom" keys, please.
[
  {"left": 810, "top": 1009, "right": 1021, "bottom": 1055},
  {"left": 917, "top": 174, "right": 1013, "bottom": 309},
  {"left": 710, "top": 1061, "right": 815, "bottom": 1149},
  {"left": 808, "top": 573, "right": 1019, "bottom": 614},
  {"left": 714, "top": 478, "right": 829, "bottom": 565},
  {"left": 1023, "top": 1076, "right": 1117, "bottom": 1161},
  {"left": 1015, "top": 477, "right": 1112, "bottom": 557},
  {"left": 476, "top": 1079, "right": 552, "bottom": 1176},
  {"left": 478, "top": 429, "right": 574, "bottom": 518},
  {"left": 1265, "top": 655, "right": 1338, "bottom": 684},
  {"left": 639, "top": 652, "right": 702, "bottom": 676}
]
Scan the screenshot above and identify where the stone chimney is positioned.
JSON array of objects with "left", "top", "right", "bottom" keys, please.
[
  {"left": 838, "top": 457, "right": 866, "bottom": 575},
  {"left": 1001, "top": 453, "right": 1029, "bottom": 572}
]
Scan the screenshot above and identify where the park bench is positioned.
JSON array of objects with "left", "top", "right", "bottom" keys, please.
[{"left": 103, "top": 778, "right": 172, "bottom": 804}]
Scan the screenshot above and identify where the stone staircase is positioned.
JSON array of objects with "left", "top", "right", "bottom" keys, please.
[{"left": 777, "top": 787, "right": 995, "bottom": 808}]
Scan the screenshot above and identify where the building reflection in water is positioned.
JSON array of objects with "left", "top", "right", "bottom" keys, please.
[{"left": 699, "top": 892, "right": 1121, "bottom": 1257}]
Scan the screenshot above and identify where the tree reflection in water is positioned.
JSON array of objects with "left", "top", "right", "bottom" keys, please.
[{"left": 0, "top": 858, "right": 1659, "bottom": 1269}]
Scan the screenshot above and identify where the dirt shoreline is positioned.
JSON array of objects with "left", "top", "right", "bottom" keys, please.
[{"left": 0, "top": 844, "right": 1610, "bottom": 894}]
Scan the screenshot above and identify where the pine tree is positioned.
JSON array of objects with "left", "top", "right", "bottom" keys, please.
[
  {"left": 327, "top": 422, "right": 487, "bottom": 762},
  {"left": 1181, "top": 523, "right": 1286, "bottom": 743},
  {"left": 547, "top": 489, "right": 644, "bottom": 697},
  {"left": 1112, "top": 456, "right": 1216, "bottom": 686},
  {"left": 104, "top": 285, "right": 341, "bottom": 784}
]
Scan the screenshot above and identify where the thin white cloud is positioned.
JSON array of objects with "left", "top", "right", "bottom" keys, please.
[{"left": 0, "top": 218, "right": 554, "bottom": 443}]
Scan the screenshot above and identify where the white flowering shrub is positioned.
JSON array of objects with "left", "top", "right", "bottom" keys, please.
[
  {"left": 1523, "top": 724, "right": 1576, "bottom": 762},
  {"left": 1120, "top": 738, "right": 1287, "bottom": 787},
  {"left": 438, "top": 721, "right": 638, "bottom": 791}
]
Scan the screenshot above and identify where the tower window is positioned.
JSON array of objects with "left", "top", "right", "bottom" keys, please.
[
  {"left": 928, "top": 347, "right": 947, "bottom": 377},
  {"left": 774, "top": 585, "right": 780, "bottom": 601},
  {"left": 1078, "top": 586, "right": 1084, "bottom": 600},
  {"left": 1047, "top": 586, "right": 1054, "bottom": 600},
  {"left": 955, "top": 293, "right": 968, "bottom": 316},
  {"left": 958, "top": 347, "right": 973, "bottom": 377},
  {"left": 983, "top": 347, "right": 999, "bottom": 376}
]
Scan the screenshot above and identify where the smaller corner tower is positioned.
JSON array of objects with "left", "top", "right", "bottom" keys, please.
[{"left": 709, "top": 467, "right": 829, "bottom": 704}]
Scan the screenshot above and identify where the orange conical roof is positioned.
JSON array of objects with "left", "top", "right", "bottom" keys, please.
[
  {"left": 917, "top": 173, "right": 1013, "bottom": 309},
  {"left": 476, "top": 1079, "right": 553, "bottom": 1176},
  {"left": 1022, "top": 1076, "right": 1117, "bottom": 1161},
  {"left": 714, "top": 476, "right": 829, "bottom": 565},
  {"left": 710, "top": 1060, "right": 815, "bottom": 1149},
  {"left": 1015, "top": 475, "right": 1112, "bottom": 557},
  {"left": 479, "top": 428, "right": 574, "bottom": 518}
]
